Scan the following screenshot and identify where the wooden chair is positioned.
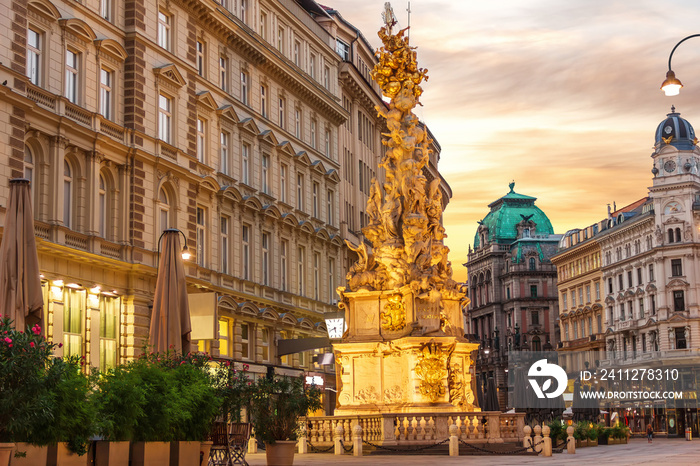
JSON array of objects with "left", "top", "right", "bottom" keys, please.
[{"left": 208, "top": 422, "right": 252, "bottom": 466}]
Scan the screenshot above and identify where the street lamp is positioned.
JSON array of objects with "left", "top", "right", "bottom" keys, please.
[
  {"left": 661, "top": 34, "right": 700, "bottom": 96},
  {"left": 157, "top": 228, "right": 191, "bottom": 260}
]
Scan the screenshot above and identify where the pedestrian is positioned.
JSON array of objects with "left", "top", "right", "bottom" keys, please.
[{"left": 646, "top": 423, "right": 653, "bottom": 443}]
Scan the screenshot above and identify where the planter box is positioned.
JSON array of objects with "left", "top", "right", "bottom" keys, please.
[
  {"left": 265, "top": 441, "right": 296, "bottom": 466},
  {"left": 588, "top": 438, "right": 598, "bottom": 446},
  {"left": 47, "top": 443, "right": 90, "bottom": 466},
  {"left": 199, "top": 441, "right": 213, "bottom": 466},
  {"left": 11, "top": 443, "right": 48, "bottom": 466},
  {"left": 1, "top": 443, "right": 13, "bottom": 466},
  {"left": 95, "top": 441, "right": 129, "bottom": 466},
  {"left": 170, "top": 442, "right": 200, "bottom": 466},
  {"left": 598, "top": 436, "right": 609, "bottom": 445},
  {"left": 130, "top": 442, "right": 169, "bottom": 466}
]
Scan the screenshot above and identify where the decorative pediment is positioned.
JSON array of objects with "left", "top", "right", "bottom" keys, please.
[
  {"left": 641, "top": 318, "right": 656, "bottom": 328},
  {"left": 217, "top": 295, "right": 238, "bottom": 313},
  {"left": 311, "top": 160, "right": 327, "bottom": 175},
  {"left": 591, "top": 303, "right": 603, "bottom": 311},
  {"left": 281, "top": 212, "right": 299, "bottom": 227},
  {"left": 199, "top": 175, "right": 220, "bottom": 193},
  {"left": 238, "top": 117, "right": 260, "bottom": 135},
  {"left": 667, "top": 313, "right": 689, "bottom": 323},
  {"left": 326, "top": 169, "right": 340, "bottom": 183},
  {"left": 295, "top": 151, "right": 312, "bottom": 166},
  {"left": 625, "top": 290, "right": 635, "bottom": 298},
  {"left": 196, "top": 91, "right": 218, "bottom": 111},
  {"left": 258, "top": 130, "right": 279, "bottom": 146},
  {"left": 220, "top": 185, "right": 242, "bottom": 202},
  {"left": 604, "top": 296, "right": 615, "bottom": 304},
  {"left": 299, "top": 220, "right": 315, "bottom": 234},
  {"left": 635, "top": 287, "right": 645, "bottom": 296},
  {"left": 94, "top": 39, "right": 128, "bottom": 62},
  {"left": 667, "top": 278, "right": 689, "bottom": 288},
  {"left": 298, "top": 317, "right": 315, "bottom": 330},
  {"left": 59, "top": 18, "right": 96, "bottom": 42},
  {"left": 237, "top": 302, "right": 258, "bottom": 316},
  {"left": 605, "top": 327, "right": 616, "bottom": 335},
  {"left": 330, "top": 235, "right": 343, "bottom": 247},
  {"left": 263, "top": 204, "right": 281, "bottom": 219},
  {"left": 217, "top": 105, "right": 239, "bottom": 124},
  {"left": 259, "top": 307, "right": 279, "bottom": 321},
  {"left": 154, "top": 64, "right": 186, "bottom": 89},
  {"left": 315, "top": 227, "right": 331, "bottom": 240},
  {"left": 243, "top": 195, "right": 263, "bottom": 210},
  {"left": 645, "top": 283, "right": 657, "bottom": 292},
  {"left": 663, "top": 215, "right": 682, "bottom": 225},
  {"left": 316, "top": 321, "right": 328, "bottom": 333},
  {"left": 29, "top": 0, "right": 60, "bottom": 21},
  {"left": 616, "top": 292, "right": 625, "bottom": 301},
  {"left": 279, "top": 312, "right": 298, "bottom": 326},
  {"left": 277, "top": 141, "right": 296, "bottom": 158}
]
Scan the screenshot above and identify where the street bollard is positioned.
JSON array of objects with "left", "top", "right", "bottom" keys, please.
[
  {"left": 298, "top": 433, "right": 307, "bottom": 454},
  {"left": 533, "top": 425, "right": 542, "bottom": 454},
  {"left": 334, "top": 424, "right": 344, "bottom": 455},
  {"left": 353, "top": 424, "right": 363, "bottom": 457},
  {"left": 566, "top": 426, "right": 575, "bottom": 454},
  {"left": 248, "top": 429, "right": 258, "bottom": 454},
  {"left": 523, "top": 425, "right": 533, "bottom": 452},
  {"left": 542, "top": 425, "right": 552, "bottom": 457},
  {"left": 449, "top": 424, "right": 459, "bottom": 456}
]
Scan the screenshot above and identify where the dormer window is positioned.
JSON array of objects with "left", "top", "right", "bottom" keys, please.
[{"left": 523, "top": 228, "right": 530, "bottom": 238}]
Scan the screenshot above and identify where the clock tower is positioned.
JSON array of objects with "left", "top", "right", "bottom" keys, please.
[{"left": 649, "top": 108, "right": 700, "bottom": 242}]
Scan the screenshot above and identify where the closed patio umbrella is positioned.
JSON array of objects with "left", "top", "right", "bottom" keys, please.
[
  {"left": 149, "top": 229, "right": 191, "bottom": 353},
  {"left": 0, "top": 179, "right": 43, "bottom": 331},
  {"left": 484, "top": 376, "right": 500, "bottom": 412}
]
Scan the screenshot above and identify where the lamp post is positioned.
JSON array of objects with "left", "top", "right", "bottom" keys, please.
[
  {"left": 661, "top": 34, "right": 700, "bottom": 96},
  {"left": 157, "top": 228, "right": 191, "bottom": 261}
]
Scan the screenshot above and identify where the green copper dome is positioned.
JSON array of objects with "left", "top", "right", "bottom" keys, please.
[{"left": 474, "top": 182, "right": 554, "bottom": 247}]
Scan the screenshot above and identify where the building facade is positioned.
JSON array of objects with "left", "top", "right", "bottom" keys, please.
[
  {"left": 593, "top": 110, "right": 700, "bottom": 436},
  {"left": 464, "top": 183, "right": 561, "bottom": 410}
]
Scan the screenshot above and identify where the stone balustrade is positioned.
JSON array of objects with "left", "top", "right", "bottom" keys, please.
[{"left": 302, "top": 412, "right": 525, "bottom": 447}]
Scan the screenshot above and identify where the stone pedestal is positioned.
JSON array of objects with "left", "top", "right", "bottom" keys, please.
[{"left": 334, "top": 288, "right": 478, "bottom": 414}]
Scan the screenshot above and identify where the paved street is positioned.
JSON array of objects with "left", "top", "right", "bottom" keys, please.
[{"left": 245, "top": 438, "right": 700, "bottom": 465}]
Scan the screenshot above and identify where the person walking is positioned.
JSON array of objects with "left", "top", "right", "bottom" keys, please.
[{"left": 646, "top": 423, "right": 653, "bottom": 443}]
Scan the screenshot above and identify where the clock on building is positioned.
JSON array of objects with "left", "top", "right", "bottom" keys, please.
[
  {"left": 664, "top": 201, "right": 681, "bottom": 215},
  {"left": 664, "top": 160, "right": 677, "bottom": 173},
  {"left": 325, "top": 317, "right": 346, "bottom": 339}
]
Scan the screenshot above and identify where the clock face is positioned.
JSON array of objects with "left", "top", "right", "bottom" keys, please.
[
  {"left": 665, "top": 125, "right": 673, "bottom": 135},
  {"left": 664, "top": 160, "right": 677, "bottom": 173},
  {"left": 664, "top": 201, "right": 681, "bottom": 215},
  {"left": 326, "top": 318, "right": 345, "bottom": 339}
]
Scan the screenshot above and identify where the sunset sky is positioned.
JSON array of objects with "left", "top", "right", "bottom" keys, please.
[{"left": 327, "top": 0, "right": 700, "bottom": 282}]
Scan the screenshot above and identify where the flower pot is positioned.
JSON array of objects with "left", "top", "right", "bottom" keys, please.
[
  {"left": 199, "top": 441, "right": 213, "bottom": 466},
  {"left": 169, "top": 441, "right": 200, "bottom": 466},
  {"left": 0, "top": 443, "right": 14, "bottom": 466},
  {"left": 11, "top": 443, "right": 48, "bottom": 466},
  {"left": 95, "top": 441, "right": 130, "bottom": 466},
  {"left": 130, "top": 442, "right": 170, "bottom": 466},
  {"left": 47, "top": 443, "right": 90, "bottom": 466},
  {"left": 265, "top": 441, "right": 296, "bottom": 466}
]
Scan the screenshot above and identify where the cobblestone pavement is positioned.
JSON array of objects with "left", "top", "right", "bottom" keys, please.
[{"left": 244, "top": 438, "right": 700, "bottom": 465}]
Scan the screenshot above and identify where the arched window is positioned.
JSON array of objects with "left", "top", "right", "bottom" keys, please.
[
  {"left": 63, "top": 160, "right": 73, "bottom": 228},
  {"left": 24, "top": 146, "right": 34, "bottom": 206},
  {"left": 157, "top": 187, "right": 170, "bottom": 233},
  {"left": 99, "top": 174, "right": 107, "bottom": 238},
  {"left": 529, "top": 257, "right": 536, "bottom": 271},
  {"left": 668, "top": 229, "right": 674, "bottom": 243},
  {"left": 675, "top": 228, "right": 681, "bottom": 243},
  {"left": 532, "top": 336, "right": 541, "bottom": 352}
]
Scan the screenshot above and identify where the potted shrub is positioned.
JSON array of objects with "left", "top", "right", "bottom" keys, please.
[
  {"left": 94, "top": 365, "right": 146, "bottom": 466},
  {"left": 587, "top": 424, "right": 599, "bottom": 446},
  {"left": 546, "top": 419, "right": 567, "bottom": 447},
  {"left": 44, "top": 356, "right": 97, "bottom": 466},
  {"left": 597, "top": 426, "right": 611, "bottom": 445},
  {"left": 248, "top": 375, "right": 322, "bottom": 466},
  {"left": 573, "top": 421, "right": 589, "bottom": 447},
  {"left": 0, "top": 318, "right": 55, "bottom": 466}
]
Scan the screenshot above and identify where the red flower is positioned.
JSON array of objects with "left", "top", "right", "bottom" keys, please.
[
  {"left": 30, "top": 342, "right": 35, "bottom": 348},
  {"left": 3, "top": 337, "right": 11, "bottom": 344},
  {"left": 58, "top": 343, "right": 63, "bottom": 348}
]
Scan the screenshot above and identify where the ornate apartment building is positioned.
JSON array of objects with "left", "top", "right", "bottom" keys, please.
[
  {"left": 0, "top": 0, "right": 450, "bottom": 415},
  {"left": 464, "top": 183, "right": 561, "bottom": 410},
  {"left": 554, "top": 109, "right": 700, "bottom": 436}
]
